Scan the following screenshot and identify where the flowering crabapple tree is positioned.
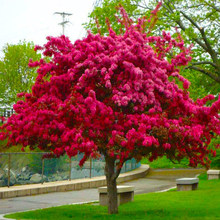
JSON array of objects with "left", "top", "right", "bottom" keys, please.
[{"left": 0, "top": 4, "right": 220, "bottom": 214}]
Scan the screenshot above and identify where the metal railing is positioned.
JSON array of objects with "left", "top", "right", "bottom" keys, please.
[
  {"left": 0, "top": 108, "right": 14, "bottom": 123},
  {"left": 0, "top": 152, "right": 141, "bottom": 187}
]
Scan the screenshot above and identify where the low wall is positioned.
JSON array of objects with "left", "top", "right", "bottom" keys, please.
[
  {"left": 0, "top": 165, "right": 149, "bottom": 199},
  {"left": 0, "top": 153, "right": 140, "bottom": 187}
]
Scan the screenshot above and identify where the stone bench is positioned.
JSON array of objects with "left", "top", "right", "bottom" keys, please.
[
  {"left": 176, "top": 178, "right": 199, "bottom": 191},
  {"left": 207, "top": 170, "right": 220, "bottom": 180},
  {"left": 98, "top": 185, "right": 134, "bottom": 206}
]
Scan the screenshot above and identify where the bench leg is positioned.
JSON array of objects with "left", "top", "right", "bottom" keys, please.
[
  {"left": 99, "top": 192, "right": 134, "bottom": 206},
  {"left": 177, "top": 183, "right": 198, "bottom": 191},
  {"left": 119, "top": 191, "right": 134, "bottom": 205},
  {"left": 99, "top": 193, "right": 108, "bottom": 206},
  {"left": 208, "top": 174, "right": 220, "bottom": 180}
]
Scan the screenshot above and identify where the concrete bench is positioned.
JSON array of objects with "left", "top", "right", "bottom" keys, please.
[
  {"left": 207, "top": 170, "right": 220, "bottom": 180},
  {"left": 98, "top": 185, "right": 134, "bottom": 206},
  {"left": 176, "top": 178, "right": 199, "bottom": 191}
]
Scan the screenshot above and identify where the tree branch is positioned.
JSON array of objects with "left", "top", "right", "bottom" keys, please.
[
  {"left": 186, "top": 66, "right": 220, "bottom": 83},
  {"left": 163, "top": 1, "right": 174, "bottom": 13},
  {"left": 191, "top": 61, "right": 217, "bottom": 68},
  {"left": 132, "top": 3, "right": 152, "bottom": 10},
  {"left": 180, "top": 11, "right": 214, "bottom": 53},
  {"left": 172, "top": 19, "right": 209, "bottom": 52},
  {"left": 112, "top": 156, "right": 132, "bottom": 181},
  {"left": 200, "top": 27, "right": 219, "bottom": 64},
  {"left": 185, "top": 4, "right": 205, "bottom": 9},
  {"left": 180, "top": 11, "right": 201, "bottom": 30},
  {"left": 162, "top": 2, "right": 209, "bottom": 52},
  {"left": 204, "top": 1, "right": 220, "bottom": 12},
  {"left": 157, "top": 0, "right": 220, "bottom": 83},
  {"left": 180, "top": 10, "right": 219, "bottom": 71},
  {"left": 112, "top": 166, "right": 122, "bottom": 181}
]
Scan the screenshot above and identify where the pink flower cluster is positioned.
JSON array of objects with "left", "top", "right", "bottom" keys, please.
[{"left": 0, "top": 6, "right": 219, "bottom": 168}]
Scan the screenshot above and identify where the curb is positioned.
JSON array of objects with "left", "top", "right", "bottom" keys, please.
[
  {"left": 0, "top": 165, "right": 149, "bottom": 199},
  {"left": 0, "top": 200, "right": 99, "bottom": 220}
]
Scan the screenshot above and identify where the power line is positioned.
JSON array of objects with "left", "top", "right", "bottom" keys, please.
[{"left": 54, "top": 12, "right": 72, "bottom": 35}]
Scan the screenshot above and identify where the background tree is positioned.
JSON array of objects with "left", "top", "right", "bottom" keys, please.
[
  {"left": 85, "top": 0, "right": 141, "bottom": 35},
  {"left": 1, "top": 7, "right": 220, "bottom": 214},
  {"left": 85, "top": 0, "right": 220, "bottom": 99},
  {"left": 0, "top": 41, "right": 41, "bottom": 107}
]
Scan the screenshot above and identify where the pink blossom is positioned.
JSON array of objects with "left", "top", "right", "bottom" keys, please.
[
  {"left": 0, "top": 5, "right": 219, "bottom": 170},
  {"left": 163, "top": 143, "right": 171, "bottom": 150}
]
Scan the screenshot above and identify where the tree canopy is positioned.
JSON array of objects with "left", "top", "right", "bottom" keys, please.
[
  {"left": 1, "top": 5, "right": 220, "bottom": 214},
  {"left": 85, "top": 0, "right": 220, "bottom": 99},
  {"left": 0, "top": 41, "right": 41, "bottom": 107}
]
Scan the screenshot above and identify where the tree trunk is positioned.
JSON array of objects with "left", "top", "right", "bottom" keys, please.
[{"left": 105, "top": 157, "right": 118, "bottom": 214}]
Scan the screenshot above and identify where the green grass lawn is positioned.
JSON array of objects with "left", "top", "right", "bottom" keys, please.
[
  {"left": 141, "top": 151, "right": 220, "bottom": 169},
  {"left": 141, "top": 157, "right": 190, "bottom": 169},
  {"left": 5, "top": 174, "right": 220, "bottom": 220},
  {"left": 141, "top": 137, "right": 220, "bottom": 169}
]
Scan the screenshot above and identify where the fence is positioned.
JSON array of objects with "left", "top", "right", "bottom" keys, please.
[
  {"left": 0, "top": 108, "right": 13, "bottom": 123},
  {"left": 0, "top": 108, "right": 13, "bottom": 117},
  {"left": 0, "top": 152, "right": 141, "bottom": 187}
]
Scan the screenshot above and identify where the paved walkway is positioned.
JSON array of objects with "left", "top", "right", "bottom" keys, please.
[{"left": 0, "top": 168, "right": 205, "bottom": 218}]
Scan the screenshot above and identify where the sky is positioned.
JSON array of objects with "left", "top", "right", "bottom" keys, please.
[{"left": 0, "top": 0, "right": 96, "bottom": 57}]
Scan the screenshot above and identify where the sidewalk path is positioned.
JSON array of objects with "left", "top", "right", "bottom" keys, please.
[{"left": 0, "top": 168, "right": 205, "bottom": 216}]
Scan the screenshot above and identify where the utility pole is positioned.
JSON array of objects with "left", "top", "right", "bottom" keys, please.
[{"left": 54, "top": 12, "right": 72, "bottom": 35}]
